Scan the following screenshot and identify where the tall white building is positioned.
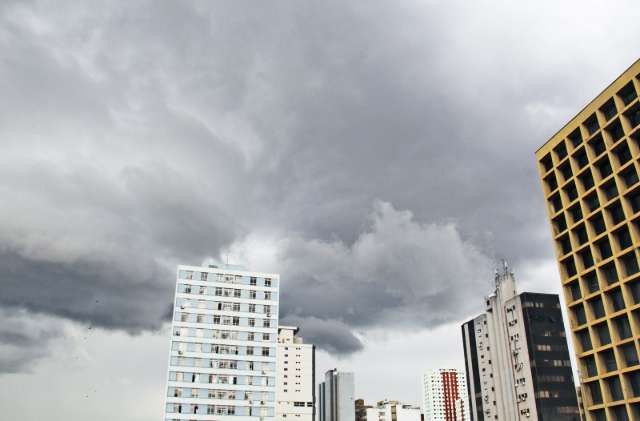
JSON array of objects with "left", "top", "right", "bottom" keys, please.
[
  {"left": 377, "top": 400, "right": 421, "bottom": 421},
  {"left": 422, "top": 369, "right": 468, "bottom": 421},
  {"left": 276, "top": 326, "right": 315, "bottom": 421},
  {"left": 461, "top": 263, "right": 579, "bottom": 421},
  {"left": 164, "top": 264, "right": 280, "bottom": 421},
  {"left": 318, "top": 369, "right": 355, "bottom": 421}
]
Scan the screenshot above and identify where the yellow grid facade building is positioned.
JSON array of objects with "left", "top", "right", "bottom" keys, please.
[{"left": 536, "top": 59, "right": 640, "bottom": 421}]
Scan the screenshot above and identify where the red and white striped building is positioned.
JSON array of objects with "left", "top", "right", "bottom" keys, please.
[{"left": 422, "top": 369, "right": 468, "bottom": 421}]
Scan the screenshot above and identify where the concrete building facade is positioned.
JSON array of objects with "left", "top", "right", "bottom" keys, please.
[
  {"left": 536, "top": 59, "right": 640, "bottom": 420},
  {"left": 163, "top": 264, "right": 279, "bottom": 421},
  {"left": 377, "top": 400, "right": 421, "bottom": 421},
  {"left": 461, "top": 264, "right": 580, "bottom": 420},
  {"left": 276, "top": 326, "right": 315, "bottom": 421}
]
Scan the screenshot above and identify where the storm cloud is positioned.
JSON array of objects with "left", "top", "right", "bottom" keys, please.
[{"left": 1, "top": 0, "right": 639, "bottom": 370}]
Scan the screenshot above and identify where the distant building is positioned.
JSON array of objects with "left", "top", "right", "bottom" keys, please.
[
  {"left": 422, "top": 369, "right": 468, "bottom": 421},
  {"left": 276, "top": 326, "right": 315, "bottom": 421},
  {"left": 461, "top": 263, "right": 580, "bottom": 420},
  {"left": 319, "top": 369, "right": 355, "bottom": 421},
  {"left": 377, "top": 400, "right": 421, "bottom": 421},
  {"left": 355, "top": 399, "right": 375, "bottom": 421}
]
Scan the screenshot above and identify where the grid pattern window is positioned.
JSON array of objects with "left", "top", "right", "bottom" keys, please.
[
  {"left": 536, "top": 59, "right": 640, "bottom": 421},
  {"left": 164, "top": 265, "right": 280, "bottom": 421}
]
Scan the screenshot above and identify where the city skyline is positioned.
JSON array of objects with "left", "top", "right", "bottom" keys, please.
[{"left": 1, "top": 2, "right": 640, "bottom": 420}]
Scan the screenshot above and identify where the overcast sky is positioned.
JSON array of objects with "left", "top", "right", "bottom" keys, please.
[{"left": 0, "top": 1, "right": 639, "bottom": 419}]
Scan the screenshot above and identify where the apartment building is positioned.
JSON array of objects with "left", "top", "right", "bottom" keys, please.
[
  {"left": 276, "top": 326, "right": 315, "bottom": 421},
  {"left": 536, "top": 59, "right": 640, "bottom": 420},
  {"left": 422, "top": 369, "right": 468, "bottom": 421},
  {"left": 461, "top": 263, "right": 579, "bottom": 420},
  {"left": 163, "top": 264, "right": 279, "bottom": 421},
  {"left": 377, "top": 400, "right": 421, "bottom": 421}
]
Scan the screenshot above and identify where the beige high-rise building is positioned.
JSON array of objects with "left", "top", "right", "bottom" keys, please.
[
  {"left": 276, "top": 326, "right": 315, "bottom": 421},
  {"left": 536, "top": 59, "right": 640, "bottom": 421}
]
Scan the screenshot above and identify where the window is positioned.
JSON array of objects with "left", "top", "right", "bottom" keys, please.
[
  {"left": 600, "top": 98, "right": 618, "bottom": 122},
  {"left": 568, "top": 128, "right": 583, "bottom": 147},
  {"left": 600, "top": 262, "right": 618, "bottom": 285},
  {"left": 263, "top": 319, "right": 271, "bottom": 328},
  {"left": 614, "top": 315, "right": 632, "bottom": 339},
  {"left": 264, "top": 278, "right": 272, "bottom": 287},
  {"left": 621, "top": 252, "right": 639, "bottom": 277},
  {"left": 609, "top": 288, "right": 626, "bottom": 312},
  {"left": 577, "top": 328, "right": 591, "bottom": 352},
  {"left": 618, "top": 81, "right": 637, "bottom": 105},
  {"left": 584, "top": 113, "right": 600, "bottom": 135},
  {"left": 584, "top": 191, "right": 600, "bottom": 212},
  {"left": 621, "top": 165, "right": 639, "bottom": 188},
  {"left": 595, "top": 323, "right": 611, "bottom": 346},
  {"left": 569, "top": 204, "right": 583, "bottom": 224},
  {"left": 596, "top": 156, "right": 613, "bottom": 179},
  {"left": 596, "top": 238, "right": 612, "bottom": 259},
  {"left": 569, "top": 281, "right": 581, "bottom": 301},
  {"left": 250, "top": 277, "right": 257, "bottom": 286},
  {"left": 579, "top": 248, "right": 594, "bottom": 269},
  {"left": 564, "top": 181, "right": 578, "bottom": 202},
  {"left": 602, "top": 180, "right": 619, "bottom": 201},
  {"left": 589, "top": 133, "right": 606, "bottom": 156},
  {"left": 614, "top": 226, "right": 632, "bottom": 250},
  {"left": 620, "top": 343, "right": 639, "bottom": 367},
  {"left": 248, "top": 318, "right": 255, "bottom": 327},
  {"left": 588, "top": 381, "right": 602, "bottom": 405},
  {"left": 583, "top": 355, "right": 598, "bottom": 377},
  {"left": 555, "top": 142, "right": 568, "bottom": 161},
  {"left": 608, "top": 201, "right": 625, "bottom": 225},
  {"left": 249, "top": 290, "right": 257, "bottom": 299},
  {"left": 607, "top": 119, "right": 625, "bottom": 143},
  {"left": 579, "top": 169, "right": 594, "bottom": 191},
  {"left": 262, "top": 347, "right": 270, "bottom": 357},
  {"left": 249, "top": 304, "right": 256, "bottom": 313},
  {"left": 606, "top": 375, "right": 624, "bottom": 401},
  {"left": 589, "top": 296, "right": 605, "bottom": 319}
]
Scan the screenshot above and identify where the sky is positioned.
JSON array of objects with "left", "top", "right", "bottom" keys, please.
[{"left": 0, "top": 1, "right": 639, "bottom": 419}]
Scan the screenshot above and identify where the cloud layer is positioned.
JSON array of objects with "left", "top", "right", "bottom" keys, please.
[{"left": 0, "top": 0, "right": 639, "bottom": 372}]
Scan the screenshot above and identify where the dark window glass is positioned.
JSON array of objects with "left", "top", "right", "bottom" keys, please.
[
  {"left": 574, "top": 148, "right": 589, "bottom": 168},
  {"left": 621, "top": 252, "right": 639, "bottom": 277},
  {"left": 554, "top": 213, "right": 567, "bottom": 234},
  {"left": 596, "top": 238, "right": 612, "bottom": 259},
  {"left": 559, "top": 235, "right": 572, "bottom": 255},
  {"left": 614, "top": 226, "right": 632, "bottom": 250},
  {"left": 614, "top": 316, "right": 632, "bottom": 339},
  {"left": 628, "top": 189, "right": 640, "bottom": 213},
  {"left": 624, "top": 102, "right": 640, "bottom": 128},
  {"left": 590, "top": 213, "right": 606, "bottom": 235},
  {"left": 590, "top": 133, "right": 606, "bottom": 156},
  {"left": 550, "top": 193, "right": 563, "bottom": 213},
  {"left": 569, "top": 281, "right": 581, "bottom": 301},
  {"left": 596, "top": 157, "right": 613, "bottom": 179},
  {"left": 540, "top": 153, "right": 553, "bottom": 172},
  {"left": 621, "top": 165, "right": 639, "bottom": 188},
  {"left": 568, "top": 128, "right": 583, "bottom": 146},
  {"left": 628, "top": 280, "right": 640, "bottom": 304},
  {"left": 600, "top": 98, "right": 618, "bottom": 121},
  {"left": 577, "top": 329, "right": 592, "bottom": 351},
  {"left": 608, "top": 202, "right": 625, "bottom": 224},
  {"left": 565, "top": 182, "right": 578, "bottom": 202},
  {"left": 618, "top": 81, "right": 638, "bottom": 105},
  {"left": 607, "top": 376, "right": 624, "bottom": 401},
  {"left": 569, "top": 204, "right": 583, "bottom": 223},
  {"left": 602, "top": 180, "right": 619, "bottom": 201},
  {"left": 607, "top": 119, "right": 625, "bottom": 143},
  {"left": 591, "top": 409, "right": 606, "bottom": 421},
  {"left": 545, "top": 172, "right": 558, "bottom": 192},
  {"left": 573, "top": 304, "right": 587, "bottom": 325},
  {"left": 614, "top": 141, "right": 632, "bottom": 164},
  {"left": 588, "top": 381, "right": 603, "bottom": 405},
  {"left": 601, "top": 262, "right": 619, "bottom": 285},
  {"left": 601, "top": 349, "right": 617, "bottom": 372},
  {"left": 584, "top": 271, "right": 600, "bottom": 293},
  {"left": 574, "top": 224, "right": 588, "bottom": 245},
  {"left": 580, "top": 248, "right": 595, "bottom": 269},
  {"left": 590, "top": 296, "right": 605, "bottom": 319},
  {"left": 559, "top": 161, "right": 572, "bottom": 181},
  {"left": 612, "top": 404, "right": 629, "bottom": 421},
  {"left": 579, "top": 169, "right": 594, "bottom": 191},
  {"left": 629, "top": 371, "right": 640, "bottom": 397},
  {"left": 595, "top": 322, "right": 611, "bottom": 346},
  {"left": 584, "top": 192, "right": 600, "bottom": 212},
  {"left": 564, "top": 256, "right": 577, "bottom": 278},
  {"left": 621, "top": 343, "right": 639, "bottom": 367},
  {"left": 555, "top": 142, "right": 568, "bottom": 161},
  {"left": 585, "top": 114, "right": 600, "bottom": 135},
  {"left": 609, "top": 288, "right": 625, "bottom": 312},
  {"left": 584, "top": 355, "right": 598, "bottom": 377}
]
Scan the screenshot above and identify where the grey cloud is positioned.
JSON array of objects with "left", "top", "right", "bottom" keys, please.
[
  {"left": 0, "top": 309, "right": 64, "bottom": 373},
  {"left": 281, "top": 316, "right": 364, "bottom": 355},
  {"left": 0, "top": 0, "right": 639, "bottom": 366}
]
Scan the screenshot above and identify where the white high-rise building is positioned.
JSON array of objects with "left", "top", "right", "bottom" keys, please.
[
  {"left": 422, "top": 369, "right": 468, "bottom": 421},
  {"left": 276, "top": 326, "right": 315, "bottom": 421},
  {"left": 163, "top": 264, "right": 280, "bottom": 421},
  {"left": 318, "top": 369, "right": 355, "bottom": 421}
]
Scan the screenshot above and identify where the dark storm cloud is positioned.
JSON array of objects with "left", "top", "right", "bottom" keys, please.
[{"left": 0, "top": 0, "right": 639, "bottom": 366}]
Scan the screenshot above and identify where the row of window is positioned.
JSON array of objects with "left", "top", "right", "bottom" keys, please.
[
  {"left": 167, "top": 387, "right": 274, "bottom": 401},
  {"left": 580, "top": 341, "right": 639, "bottom": 378},
  {"left": 174, "top": 312, "right": 274, "bottom": 329},
  {"left": 177, "top": 283, "right": 276, "bottom": 301},
  {"left": 165, "top": 403, "right": 273, "bottom": 417},
  {"left": 172, "top": 341, "right": 275, "bottom": 356},
  {"left": 168, "top": 371, "right": 276, "bottom": 386},
  {"left": 173, "top": 327, "right": 275, "bottom": 347},
  {"left": 574, "top": 314, "right": 635, "bottom": 352},
  {"left": 169, "top": 356, "right": 276, "bottom": 371},
  {"left": 180, "top": 271, "right": 276, "bottom": 288},
  {"left": 177, "top": 297, "right": 276, "bottom": 316},
  {"left": 585, "top": 369, "right": 640, "bottom": 406}
]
